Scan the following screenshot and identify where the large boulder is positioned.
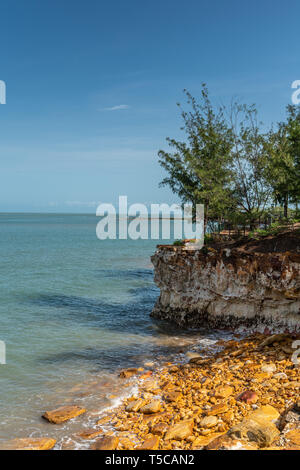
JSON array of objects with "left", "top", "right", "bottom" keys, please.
[
  {"left": 125, "top": 399, "right": 145, "bottom": 412},
  {"left": 140, "top": 400, "right": 162, "bottom": 414},
  {"left": 136, "top": 435, "right": 160, "bottom": 450},
  {"left": 228, "top": 419, "right": 279, "bottom": 448},
  {"left": 42, "top": 405, "right": 86, "bottom": 424},
  {"left": 227, "top": 405, "right": 280, "bottom": 448},
  {"left": 200, "top": 416, "right": 218, "bottom": 428},
  {"left": 91, "top": 436, "right": 119, "bottom": 450},
  {"left": 164, "top": 419, "right": 194, "bottom": 441}
]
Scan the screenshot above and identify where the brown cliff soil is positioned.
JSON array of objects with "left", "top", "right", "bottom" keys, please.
[
  {"left": 222, "top": 228, "right": 300, "bottom": 254},
  {"left": 159, "top": 227, "right": 300, "bottom": 255}
]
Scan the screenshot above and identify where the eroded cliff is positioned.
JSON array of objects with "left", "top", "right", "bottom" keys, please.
[{"left": 151, "top": 231, "right": 300, "bottom": 332}]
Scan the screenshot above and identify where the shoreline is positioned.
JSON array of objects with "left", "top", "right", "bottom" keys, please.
[{"left": 2, "top": 331, "right": 300, "bottom": 450}]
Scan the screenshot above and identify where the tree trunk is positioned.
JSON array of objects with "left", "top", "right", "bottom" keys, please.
[
  {"left": 284, "top": 195, "right": 288, "bottom": 219},
  {"left": 204, "top": 202, "right": 209, "bottom": 235}
]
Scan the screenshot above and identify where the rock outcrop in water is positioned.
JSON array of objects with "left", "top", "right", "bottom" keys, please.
[
  {"left": 151, "top": 230, "right": 300, "bottom": 332},
  {"left": 43, "top": 405, "right": 86, "bottom": 424}
]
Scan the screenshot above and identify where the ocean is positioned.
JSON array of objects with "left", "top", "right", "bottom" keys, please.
[{"left": 0, "top": 213, "right": 227, "bottom": 448}]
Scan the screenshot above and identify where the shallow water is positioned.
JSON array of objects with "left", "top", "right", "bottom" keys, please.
[{"left": 0, "top": 213, "right": 229, "bottom": 446}]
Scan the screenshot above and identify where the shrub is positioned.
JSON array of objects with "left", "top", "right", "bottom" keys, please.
[{"left": 173, "top": 240, "right": 185, "bottom": 246}]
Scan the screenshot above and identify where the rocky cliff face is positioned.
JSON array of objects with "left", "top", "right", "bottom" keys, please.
[{"left": 151, "top": 240, "right": 300, "bottom": 332}]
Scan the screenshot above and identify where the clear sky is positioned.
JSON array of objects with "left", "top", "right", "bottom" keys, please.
[{"left": 1, "top": 0, "right": 300, "bottom": 212}]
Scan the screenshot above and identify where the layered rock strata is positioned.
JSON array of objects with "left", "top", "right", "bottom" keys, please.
[{"left": 151, "top": 242, "right": 300, "bottom": 332}]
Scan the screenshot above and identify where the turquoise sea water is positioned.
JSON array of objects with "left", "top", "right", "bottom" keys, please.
[{"left": 0, "top": 213, "right": 225, "bottom": 447}]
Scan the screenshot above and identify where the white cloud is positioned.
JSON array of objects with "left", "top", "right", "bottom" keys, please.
[{"left": 103, "top": 104, "right": 130, "bottom": 111}]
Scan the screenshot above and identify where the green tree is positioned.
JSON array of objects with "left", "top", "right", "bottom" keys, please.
[
  {"left": 266, "top": 105, "right": 300, "bottom": 218},
  {"left": 229, "top": 103, "right": 273, "bottom": 228},
  {"left": 286, "top": 105, "right": 300, "bottom": 215},
  {"left": 158, "top": 87, "right": 300, "bottom": 234},
  {"left": 158, "top": 85, "right": 233, "bottom": 231}
]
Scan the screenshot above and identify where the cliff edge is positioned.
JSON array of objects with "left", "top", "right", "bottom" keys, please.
[{"left": 151, "top": 230, "right": 300, "bottom": 332}]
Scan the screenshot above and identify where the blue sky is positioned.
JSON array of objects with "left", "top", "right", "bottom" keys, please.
[{"left": 0, "top": 0, "right": 300, "bottom": 212}]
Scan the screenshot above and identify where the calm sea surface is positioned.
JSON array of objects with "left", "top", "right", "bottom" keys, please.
[{"left": 0, "top": 213, "right": 227, "bottom": 448}]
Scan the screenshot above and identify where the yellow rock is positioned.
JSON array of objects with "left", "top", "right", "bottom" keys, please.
[
  {"left": 191, "top": 432, "right": 224, "bottom": 449},
  {"left": 136, "top": 435, "right": 160, "bottom": 450},
  {"left": 119, "top": 437, "right": 135, "bottom": 450},
  {"left": 96, "top": 415, "right": 112, "bottom": 425},
  {"left": 227, "top": 405, "right": 280, "bottom": 448},
  {"left": 285, "top": 429, "right": 300, "bottom": 446},
  {"left": 214, "top": 385, "right": 234, "bottom": 399},
  {"left": 206, "top": 402, "right": 229, "bottom": 416},
  {"left": 200, "top": 415, "right": 218, "bottom": 428},
  {"left": 249, "top": 405, "right": 280, "bottom": 424},
  {"left": 165, "top": 419, "right": 194, "bottom": 441},
  {"left": 260, "top": 334, "right": 288, "bottom": 348},
  {"left": 205, "top": 435, "right": 258, "bottom": 450},
  {"left": 0, "top": 437, "right": 56, "bottom": 450},
  {"left": 91, "top": 436, "right": 119, "bottom": 450},
  {"left": 78, "top": 428, "right": 103, "bottom": 439},
  {"left": 125, "top": 399, "right": 145, "bottom": 412},
  {"left": 223, "top": 410, "right": 235, "bottom": 423},
  {"left": 253, "top": 372, "right": 272, "bottom": 382},
  {"left": 141, "top": 411, "right": 170, "bottom": 424},
  {"left": 119, "top": 368, "right": 139, "bottom": 379},
  {"left": 228, "top": 419, "right": 279, "bottom": 448},
  {"left": 151, "top": 422, "right": 168, "bottom": 436},
  {"left": 161, "top": 381, "right": 175, "bottom": 391},
  {"left": 140, "top": 400, "right": 162, "bottom": 414},
  {"left": 42, "top": 405, "right": 86, "bottom": 424},
  {"left": 164, "top": 391, "right": 183, "bottom": 402}
]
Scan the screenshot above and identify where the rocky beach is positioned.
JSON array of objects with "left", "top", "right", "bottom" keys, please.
[{"left": 2, "top": 332, "right": 299, "bottom": 450}]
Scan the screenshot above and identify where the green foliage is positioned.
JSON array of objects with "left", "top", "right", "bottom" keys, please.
[
  {"left": 204, "top": 233, "right": 213, "bottom": 244},
  {"left": 230, "top": 103, "right": 273, "bottom": 225},
  {"left": 173, "top": 240, "right": 185, "bottom": 246},
  {"left": 158, "top": 86, "right": 300, "bottom": 235},
  {"left": 158, "top": 85, "right": 234, "bottom": 229},
  {"left": 248, "top": 221, "right": 291, "bottom": 239},
  {"left": 265, "top": 105, "right": 300, "bottom": 217}
]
